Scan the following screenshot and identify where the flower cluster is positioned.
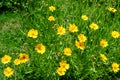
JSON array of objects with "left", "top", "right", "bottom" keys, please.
[
  {"left": 56, "top": 60, "right": 69, "bottom": 76},
  {"left": 1, "top": 53, "right": 29, "bottom": 77},
  {"left": 57, "top": 23, "right": 78, "bottom": 36},
  {"left": 2, "top": 3, "right": 120, "bottom": 79},
  {"left": 48, "top": 6, "right": 56, "bottom": 22},
  {"left": 76, "top": 34, "right": 87, "bottom": 50}
]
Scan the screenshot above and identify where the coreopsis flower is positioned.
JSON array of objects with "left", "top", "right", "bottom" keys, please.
[
  {"left": 69, "top": 24, "right": 78, "bottom": 33},
  {"left": 27, "top": 29, "right": 38, "bottom": 38},
  {"left": 4, "top": 67, "right": 14, "bottom": 77},
  {"left": 63, "top": 48, "right": 72, "bottom": 56},
  {"left": 49, "top": 6, "right": 56, "bottom": 12},
  {"left": 48, "top": 16, "right": 55, "bottom": 21},
  {"left": 19, "top": 53, "right": 29, "bottom": 63},
  {"left": 57, "top": 26, "right": 66, "bottom": 35},
  {"left": 100, "top": 39, "right": 108, "bottom": 48},
  {"left": 56, "top": 67, "right": 66, "bottom": 76},
  {"left": 75, "top": 41, "right": 85, "bottom": 50},
  {"left": 35, "top": 43, "right": 46, "bottom": 54},
  {"left": 81, "top": 15, "right": 88, "bottom": 21},
  {"left": 108, "top": 7, "right": 117, "bottom": 13},
  {"left": 111, "top": 31, "right": 119, "bottom": 38},
  {"left": 1, "top": 55, "right": 11, "bottom": 64},
  {"left": 59, "top": 60, "right": 70, "bottom": 70},
  {"left": 14, "top": 59, "right": 21, "bottom": 65},
  {"left": 89, "top": 23, "right": 99, "bottom": 30},
  {"left": 78, "top": 34, "right": 87, "bottom": 42},
  {"left": 100, "top": 54, "right": 107, "bottom": 62},
  {"left": 112, "top": 62, "right": 119, "bottom": 73}
]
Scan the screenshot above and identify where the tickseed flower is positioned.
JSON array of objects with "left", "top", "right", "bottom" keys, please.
[
  {"left": 89, "top": 23, "right": 99, "bottom": 30},
  {"left": 4, "top": 67, "right": 14, "bottom": 77},
  {"left": 108, "top": 7, "right": 117, "bottom": 13},
  {"left": 111, "top": 31, "right": 119, "bottom": 38},
  {"left": 56, "top": 67, "right": 66, "bottom": 76},
  {"left": 69, "top": 24, "right": 78, "bottom": 33},
  {"left": 78, "top": 34, "right": 87, "bottom": 42},
  {"left": 27, "top": 29, "right": 38, "bottom": 38},
  {"left": 14, "top": 59, "right": 21, "bottom": 65},
  {"left": 112, "top": 62, "right": 119, "bottom": 73},
  {"left": 81, "top": 15, "right": 88, "bottom": 21},
  {"left": 57, "top": 26, "right": 66, "bottom": 35},
  {"left": 48, "top": 16, "right": 55, "bottom": 21},
  {"left": 100, "top": 54, "right": 107, "bottom": 62},
  {"left": 1, "top": 55, "right": 11, "bottom": 64},
  {"left": 19, "top": 53, "right": 29, "bottom": 63},
  {"left": 75, "top": 41, "right": 85, "bottom": 50},
  {"left": 35, "top": 43, "right": 46, "bottom": 54},
  {"left": 49, "top": 6, "right": 56, "bottom": 12},
  {"left": 63, "top": 48, "right": 72, "bottom": 56},
  {"left": 59, "top": 60, "right": 70, "bottom": 70},
  {"left": 100, "top": 39, "right": 108, "bottom": 48}
]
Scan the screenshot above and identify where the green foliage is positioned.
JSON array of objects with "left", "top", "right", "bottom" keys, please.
[{"left": 0, "top": 0, "right": 29, "bottom": 13}]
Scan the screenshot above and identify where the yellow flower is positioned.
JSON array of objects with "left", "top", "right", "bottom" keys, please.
[
  {"left": 35, "top": 43, "right": 46, "bottom": 54},
  {"left": 19, "top": 53, "right": 29, "bottom": 63},
  {"left": 69, "top": 24, "right": 78, "bottom": 33},
  {"left": 100, "top": 39, "right": 108, "bottom": 48},
  {"left": 49, "top": 6, "right": 56, "bottom": 12},
  {"left": 78, "top": 34, "right": 87, "bottom": 42},
  {"left": 59, "top": 60, "right": 70, "bottom": 70},
  {"left": 100, "top": 54, "right": 107, "bottom": 62},
  {"left": 89, "top": 23, "right": 99, "bottom": 30},
  {"left": 48, "top": 16, "right": 55, "bottom": 21},
  {"left": 14, "top": 59, "right": 21, "bottom": 65},
  {"left": 111, "top": 31, "right": 119, "bottom": 38},
  {"left": 4, "top": 67, "right": 14, "bottom": 77},
  {"left": 27, "top": 29, "right": 38, "bottom": 38},
  {"left": 57, "top": 26, "right": 66, "bottom": 35},
  {"left": 108, "top": 7, "right": 117, "bottom": 13},
  {"left": 75, "top": 41, "right": 85, "bottom": 50},
  {"left": 56, "top": 67, "right": 66, "bottom": 76},
  {"left": 112, "top": 62, "right": 119, "bottom": 73},
  {"left": 63, "top": 48, "right": 72, "bottom": 56},
  {"left": 1, "top": 55, "right": 11, "bottom": 64},
  {"left": 81, "top": 15, "right": 88, "bottom": 21}
]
